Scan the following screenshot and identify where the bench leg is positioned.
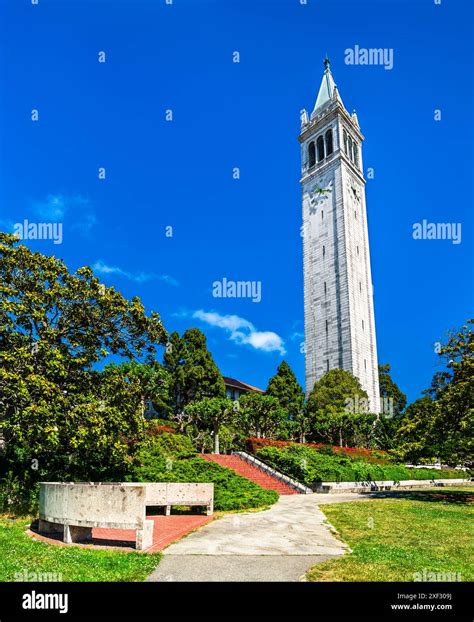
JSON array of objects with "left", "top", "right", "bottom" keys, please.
[
  {"left": 63, "top": 524, "right": 93, "bottom": 544},
  {"left": 38, "top": 519, "right": 63, "bottom": 535},
  {"left": 165, "top": 505, "right": 171, "bottom": 516},
  {"left": 207, "top": 502, "right": 213, "bottom": 516},
  {"left": 136, "top": 519, "right": 154, "bottom": 551}
]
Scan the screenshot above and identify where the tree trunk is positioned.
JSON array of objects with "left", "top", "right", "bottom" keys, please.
[
  {"left": 339, "top": 428, "right": 343, "bottom": 447},
  {"left": 214, "top": 425, "right": 220, "bottom": 454}
]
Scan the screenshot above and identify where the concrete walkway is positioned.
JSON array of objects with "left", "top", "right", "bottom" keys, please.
[{"left": 148, "top": 493, "right": 369, "bottom": 582}]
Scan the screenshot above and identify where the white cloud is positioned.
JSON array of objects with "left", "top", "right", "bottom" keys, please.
[
  {"left": 238, "top": 330, "right": 286, "bottom": 354},
  {"left": 92, "top": 260, "right": 178, "bottom": 285},
  {"left": 290, "top": 330, "right": 304, "bottom": 341},
  {"left": 158, "top": 274, "right": 179, "bottom": 287},
  {"left": 193, "top": 310, "right": 253, "bottom": 333},
  {"left": 33, "top": 194, "right": 98, "bottom": 237},
  {"left": 34, "top": 194, "right": 68, "bottom": 220},
  {"left": 192, "top": 309, "right": 286, "bottom": 355}
]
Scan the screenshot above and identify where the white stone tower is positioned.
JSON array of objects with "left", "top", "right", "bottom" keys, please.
[{"left": 300, "top": 58, "right": 380, "bottom": 413}]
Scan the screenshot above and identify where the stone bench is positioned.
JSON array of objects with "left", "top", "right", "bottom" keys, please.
[
  {"left": 145, "top": 482, "right": 214, "bottom": 516},
  {"left": 313, "top": 478, "right": 470, "bottom": 494},
  {"left": 39, "top": 482, "right": 154, "bottom": 550},
  {"left": 39, "top": 481, "right": 214, "bottom": 550}
]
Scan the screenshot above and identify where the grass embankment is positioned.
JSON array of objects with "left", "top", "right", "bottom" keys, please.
[
  {"left": 307, "top": 487, "right": 474, "bottom": 582},
  {"left": 0, "top": 516, "right": 161, "bottom": 582}
]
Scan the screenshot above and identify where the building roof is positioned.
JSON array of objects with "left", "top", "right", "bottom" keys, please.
[{"left": 223, "top": 376, "right": 265, "bottom": 394}]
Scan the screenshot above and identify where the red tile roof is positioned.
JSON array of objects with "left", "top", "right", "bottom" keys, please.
[{"left": 223, "top": 376, "right": 265, "bottom": 394}]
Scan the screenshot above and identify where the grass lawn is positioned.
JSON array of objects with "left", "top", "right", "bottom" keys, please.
[
  {"left": 307, "top": 487, "right": 474, "bottom": 582},
  {"left": 0, "top": 516, "right": 161, "bottom": 582}
]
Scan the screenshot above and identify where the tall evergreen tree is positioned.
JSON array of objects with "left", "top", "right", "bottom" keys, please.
[
  {"left": 266, "top": 360, "right": 305, "bottom": 416},
  {"left": 266, "top": 360, "right": 307, "bottom": 441},
  {"left": 163, "top": 328, "right": 225, "bottom": 415}
]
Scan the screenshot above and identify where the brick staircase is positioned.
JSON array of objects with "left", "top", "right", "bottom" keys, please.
[{"left": 200, "top": 453, "right": 298, "bottom": 495}]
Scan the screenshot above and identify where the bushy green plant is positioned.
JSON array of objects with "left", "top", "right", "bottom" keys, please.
[
  {"left": 132, "top": 434, "right": 277, "bottom": 511},
  {"left": 140, "top": 432, "right": 196, "bottom": 460},
  {"left": 256, "top": 445, "right": 466, "bottom": 486},
  {"left": 0, "top": 473, "right": 39, "bottom": 515}
]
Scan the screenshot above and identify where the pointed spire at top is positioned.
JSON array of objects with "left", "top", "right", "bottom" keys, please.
[
  {"left": 351, "top": 109, "right": 360, "bottom": 127},
  {"left": 312, "top": 57, "right": 344, "bottom": 116}
]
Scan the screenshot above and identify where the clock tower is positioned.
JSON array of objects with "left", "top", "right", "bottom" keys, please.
[{"left": 299, "top": 58, "right": 381, "bottom": 413}]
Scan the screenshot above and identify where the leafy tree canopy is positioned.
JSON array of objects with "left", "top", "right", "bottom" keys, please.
[
  {"left": 378, "top": 363, "right": 407, "bottom": 417},
  {"left": 238, "top": 393, "right": 286, "bottom": 440},
  {"left": 0, "top": 233, "right": 167, "bottom": 484}
]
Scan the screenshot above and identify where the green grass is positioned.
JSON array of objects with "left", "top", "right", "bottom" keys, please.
[
  {"left": 306, "top": 487, "right": 474, "bottom": 582},
  {"left": 0, "top": 516, "right": 161, "bottom": 582}
]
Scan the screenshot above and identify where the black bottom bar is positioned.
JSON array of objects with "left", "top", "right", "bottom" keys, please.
[{"left": 0, "top": 582, "right": 472, "bottom": 620}]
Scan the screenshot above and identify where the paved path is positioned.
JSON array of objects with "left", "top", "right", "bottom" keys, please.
[{"left": 148, "top": 493, "right": 370, "bottom": 582}]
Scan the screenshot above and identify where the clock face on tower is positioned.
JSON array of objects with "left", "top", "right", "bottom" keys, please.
[
  {"left": 307, "top": 176, "right": 333, "bottom": 215},
  {"left": 346, "top": 177, "right": 361, "bottom": 204}
]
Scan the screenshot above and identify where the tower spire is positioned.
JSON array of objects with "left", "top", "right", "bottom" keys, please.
[{"left": 312, "top": 56, "right": 343, "bottom": 115}]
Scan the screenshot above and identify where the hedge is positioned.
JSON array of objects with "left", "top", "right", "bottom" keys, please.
[
  {"left": 255, "top": 445, "right": 466, "bottom": 486},
  {"left": 247, "top": 437, "right": 391, "bottom": 465}
]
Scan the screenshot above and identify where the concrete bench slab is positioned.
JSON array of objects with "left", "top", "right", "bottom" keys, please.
[{"left": 39, "top": 481, "right": 214, "bottom": 550}]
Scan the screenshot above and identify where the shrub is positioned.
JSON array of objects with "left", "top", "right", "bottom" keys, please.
[
  {"left": 140, "top": 432, "right": 196, "bottom": 460},
  {"left": 145, "top": 420, "right": 178, "bottom": 436},
  {"left": 255, "top": 445, "right": 466, "bottom": 486},
  {"left": 132, "top": 434, "right": 278, "bottom": 511},
  {"left": 247, "top": 437, "right": 390, "bottom": 464},
  {"left": 0, "top": 473, "right": 39, "bottom": 516}
]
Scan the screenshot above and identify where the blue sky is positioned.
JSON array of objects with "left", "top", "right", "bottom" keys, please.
[{"left": 0, "top": 0, "right": 472, "bottom": 404}]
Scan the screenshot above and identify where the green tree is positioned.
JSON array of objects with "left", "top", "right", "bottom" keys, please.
[
  {"left": 395, "top": 397, "right": 437, "bottom": 463},
  {"left": 266, "top": 361, "right": 305, "bottom": 416},
  {"left": 307, "top": 369, "right": 368, "bottom": 446},
  {"left": 163, "top": 328, "right": 225, "bottom": 421},
  {"left": 237, "top": 393, "right": 286, "bottom": 440},
  {"left": 0, "top": 233, "right": 167, "bottom": 487},
  {"left": 428, "top": 321, "right": 473, "bottom": 467},
  {"left": 184, "top": 397, "right": 234, "bottom": 454},
  {"left": 395, "top": 320, "right": 473, "bottom": 467},
  {"left": 266, "top": 361, "right": 308, "bottom": 441},
  {"left": 104, "top": 360, "right": 172, "bottom": 419},
  {"left": 378, "top": 363, "right": 407, "bottom": 417}
]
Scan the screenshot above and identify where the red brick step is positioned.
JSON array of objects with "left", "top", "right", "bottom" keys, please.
[{"left": 200, "top": 453, "right": 298, "bottom": 495}]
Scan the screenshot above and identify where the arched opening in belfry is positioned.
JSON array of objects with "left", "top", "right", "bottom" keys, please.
[{"left": 317, "top": 135, "right": 325, "bottom": 162}]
